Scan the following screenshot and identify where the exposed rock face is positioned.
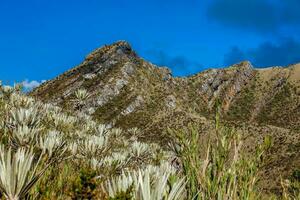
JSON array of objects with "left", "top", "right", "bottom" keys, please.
[
  {"left": 165, "top": 95, "right": 176, "bottom": 109},
  {"left": 32, "top": 41, "right": 175, "bottom": 129},
  {"left": 121, "top": 95, "right": 144, "bottom": 115},
  {"left": 31, "top": 41, "right": 300, "bottom": 194},
  {"left": 31, "top": 41, "right": 300, "bottom": 131}
]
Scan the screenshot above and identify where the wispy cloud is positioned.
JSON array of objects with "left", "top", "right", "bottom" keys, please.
[{"left": 22, "top": 79, "right": 46, "bottom": 91}]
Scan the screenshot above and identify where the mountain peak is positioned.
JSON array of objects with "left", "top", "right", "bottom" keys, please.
[
  {"left": 84, "top": 40, "right": 135, "bottom": 63},
  {"left": 230, "top": 60, "right": 253, "bottom": 70}
]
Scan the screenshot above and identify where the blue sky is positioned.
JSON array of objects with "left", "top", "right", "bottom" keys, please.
[{"left": 1, "top": 0, "right": 300, "bottom": 88}]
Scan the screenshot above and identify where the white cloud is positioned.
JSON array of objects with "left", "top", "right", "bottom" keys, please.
[{"left": 22, "top": 79, "right": 46, "bottom": 91}]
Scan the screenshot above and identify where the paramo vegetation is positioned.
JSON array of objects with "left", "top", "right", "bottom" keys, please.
[{"left": 0, "top": 82, "right": 299, "bottom": 199}]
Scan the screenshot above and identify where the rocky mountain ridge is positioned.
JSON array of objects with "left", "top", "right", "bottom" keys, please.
[
  {"left": 31, "top": 41, "right": 300, "bottom": 132},
  {"left": 31, "top": 41, "right": 300, "bottom": 194}
]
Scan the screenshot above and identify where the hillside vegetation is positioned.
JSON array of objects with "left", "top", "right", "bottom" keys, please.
[{"left": 3, "top": 84, "right": 300, "bottom": 199}]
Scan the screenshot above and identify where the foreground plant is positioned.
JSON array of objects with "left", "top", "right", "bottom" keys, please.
[
  {"left": 135, "top": 168, "right": 186, "bottom": 200},
  {"left": 0, "top": 146, "right": 51, "bottom": 200},
  {"left": 106, "top": 164, "right": 186, "bottom": 200},
  {"left": 168, "top": 110, "right": 268, "bottom": 200}
]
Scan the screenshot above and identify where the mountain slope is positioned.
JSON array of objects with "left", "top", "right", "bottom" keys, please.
[
  {"left": 31, "top": 41, "right": 300, "bottom": 132},
  {"left": 31, "top": 41, "right": 300, "bottom": 194}
]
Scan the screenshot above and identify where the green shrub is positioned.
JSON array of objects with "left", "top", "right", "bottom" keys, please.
[
  {"left": 168, "top": 110, "right": 268, "bottom": 200},
  {"left": 70, "top": 169, "right": 98, "bottom": 200}
]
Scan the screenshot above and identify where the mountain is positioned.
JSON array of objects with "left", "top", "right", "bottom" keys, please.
[{"left": 30, "top": 41, "right": 300, "bottom": 194}]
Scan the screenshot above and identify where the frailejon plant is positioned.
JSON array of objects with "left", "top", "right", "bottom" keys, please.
[
  {"left": 50, "top": 113, "right": 76, "bottom": 132},
  {"left": 4, "top": 108, "right": 43, "bottom": 150},
  {"left": 106, "top": 171, "right": 135, "bottom": 199},
  {"left": 0, "top": 146, "right": 51, "bottom": 200},
  {"left": 135, "top": 167, "right": 186, "bottom": 200},
  {"left": 101, "top": 152, "right": 130, "bottom": 171},
  {"left": 130, "top": 141, "right": 151, "bottom": 159},
  {"left": 10, "top": 125, "right": 41, "bottom": 148},
  {"left": 39, "top": 130, "right": 66, "bottom": 158},
  {"left": 73, "top": 89, "right": 89, "bottom": 111},
  {"left": 79, "top": 134, "right": 109, "bottom": 158},
  {"left": 105, "top": 164, "right": 186, "bottom": 200},
  {"left": 1, "top": 85, "right": 14, "bottom": 99},
  {"left": 9, "top": 93, "right": 34, "bottom": 109},
  {"left": 8, "top": 107, "right": 41, "bottom": 129}
]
